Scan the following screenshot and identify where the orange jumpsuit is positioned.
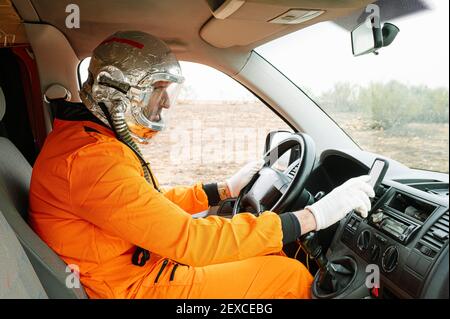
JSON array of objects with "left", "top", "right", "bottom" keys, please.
[{"left": 29, "top": 109, "right": 312, "bottom": 299}]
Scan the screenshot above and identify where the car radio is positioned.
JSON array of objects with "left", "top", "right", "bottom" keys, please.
[
  {"left": 369, "top": 208, "right": 420, "bottom": 243},
  {"left": 367, "top": 190, "right": 437, "bottom": 244}
]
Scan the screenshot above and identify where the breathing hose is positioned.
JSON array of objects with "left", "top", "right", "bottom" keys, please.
[{"left": 98, "top": 102, "right": 156, "bottom": 266}]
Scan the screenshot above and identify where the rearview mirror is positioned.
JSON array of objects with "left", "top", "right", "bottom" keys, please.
[
  {"left": 351, "top": 18, "right": 399, "bottom": 56},
  {"left": 351, "top": 18, "right": 383, "bottom": 56}
]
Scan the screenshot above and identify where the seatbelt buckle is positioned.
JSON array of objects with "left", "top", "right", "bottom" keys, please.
[{"left": 132, "top": 247, "right": 150, "bottom": 266}]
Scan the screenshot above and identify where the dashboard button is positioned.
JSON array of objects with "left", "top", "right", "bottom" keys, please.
[
  {"left": 375, "top": 234, "right": 387, "bottom": 244},
  {"left": 347, "top": 219, "right": 355, "bottom": 228},
  {"left": 419, "top": 245, "right": 434, "bottom": 257}
]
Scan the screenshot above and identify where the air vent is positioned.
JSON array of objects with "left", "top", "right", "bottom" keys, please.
[
  {"left": 394, "top": 180, "right": 449, "bottom": 198},
  {"left": 425, "top": 187, "right": 449, "bottom": 197},
  {"left": 417, "top": 211, "right": 449, "bottom": 257}
]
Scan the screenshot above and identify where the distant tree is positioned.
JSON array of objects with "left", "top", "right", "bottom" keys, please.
[
  {"left": 422, "top": 87, "right": 449, "bottom": 123},
  {"left": 316, "top": 81, "right": 449, "bottom": 129},
  {"left": 358, "top": 81, "right": 411, "bottom": 129},
  {"left": 318, "top": 82, "right": 359, "bottom": 113}
]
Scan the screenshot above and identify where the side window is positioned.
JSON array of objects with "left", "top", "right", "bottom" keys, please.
[
  {"left": 142, "top": 62, "right": 291, "bottom": 187},
  {"left": 78, "top": 59, "right": 292, "bottom": 187}
]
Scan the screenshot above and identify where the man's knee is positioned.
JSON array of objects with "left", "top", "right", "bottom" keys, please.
[
  {"left": 260, "top": 256, "right": 313, "bottom": 298},
  {"left": 262, "top": 256, "right": 313, "bottom": 281},
  {"left": 285, "top": 257, "right": 313, "bottom": 280}
]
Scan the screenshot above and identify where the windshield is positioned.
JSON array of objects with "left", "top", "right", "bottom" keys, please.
[{"left": 256, "top": 0, "right": 449, "bottom": 173}]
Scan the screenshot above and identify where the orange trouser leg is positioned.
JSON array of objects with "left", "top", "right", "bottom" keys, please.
[{"left": 136, "top": 255, "right": 313, "bottom": 299}]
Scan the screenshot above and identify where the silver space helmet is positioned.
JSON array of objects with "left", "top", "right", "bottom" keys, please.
[{"left": 80, "top": 31, "right": 184, "bottom": 143}]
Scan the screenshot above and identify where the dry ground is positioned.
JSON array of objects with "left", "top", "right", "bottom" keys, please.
[
  {"left": 334, "top": 112, "right": 449, "bottom": 173},
  {"left": 142, "top": 102, "right": 449, "bottom": 188}
]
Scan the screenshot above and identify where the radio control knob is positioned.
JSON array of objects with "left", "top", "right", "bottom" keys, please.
[
  {"left": 357, "top": 230, "right": 371, "bottom": 251},
  {"left": 382, "top": 245, "right": 399, "bottom": 273}
]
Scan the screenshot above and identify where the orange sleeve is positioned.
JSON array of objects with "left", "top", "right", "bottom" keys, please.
[
  {"left": 69, "top": 141, "right": 283, "bottom": 267},
  {"left": 162, "top": 184, "right": 209, "bottom": 214}
]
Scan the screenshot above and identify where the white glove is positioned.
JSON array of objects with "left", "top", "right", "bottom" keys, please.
[
  {"left": 306, "top": 175, "right": 375, "bottom": 231},
  {"left": 226, "top": 160, "right": 265, "bottom": 197}
]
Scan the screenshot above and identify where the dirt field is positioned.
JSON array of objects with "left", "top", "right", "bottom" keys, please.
[
  {"left": 141, "top": 102, "right": 449, "bottom": 188},
  {"left": 334, "top": 112, "right": 449, "bottom": 173},
  {"left": 141, "top": 102, "right": 289, "bottom": 187}
]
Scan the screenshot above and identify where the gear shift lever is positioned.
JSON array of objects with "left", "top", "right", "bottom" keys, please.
[
  {"left": 300, "top": 232, "right": 328, "bottom": 269},
  {"left": 300, "top": 231, "right": 355, "bottom": 296},
  {"left": 299, "top": 191, "right": 356, "bottom": 297}
]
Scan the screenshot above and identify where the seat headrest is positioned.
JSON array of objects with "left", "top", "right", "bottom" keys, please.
[{"left": 0, "top": 87, "right": 5, "bottom": 122}]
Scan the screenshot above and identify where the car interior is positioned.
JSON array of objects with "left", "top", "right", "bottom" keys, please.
[{"left": 0, "top": 0, "right": 448, "bottom": 299}]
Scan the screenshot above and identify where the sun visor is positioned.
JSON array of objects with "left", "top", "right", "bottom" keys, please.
[{"left": 201, "top": 0, "right": 374, "bottom": 48}]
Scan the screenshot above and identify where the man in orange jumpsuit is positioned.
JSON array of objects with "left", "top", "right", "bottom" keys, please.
[{"left": 29, "top": 31, "right": 374, "bottom": 299}]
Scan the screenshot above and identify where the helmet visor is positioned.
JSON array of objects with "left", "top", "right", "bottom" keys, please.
[
  {"left": 141, "top": 81, "right": 181, "bottom": 129},
  {"left": 126, "top": 80, "right": 182, "bottom": 142}
]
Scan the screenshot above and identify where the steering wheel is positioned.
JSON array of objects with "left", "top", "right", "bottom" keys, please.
[{"left": 232, "top": 133, "right": 316, "bottom": 216}]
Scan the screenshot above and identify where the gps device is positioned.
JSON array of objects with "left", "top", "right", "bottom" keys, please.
[{"left": 368, "top": 158, "right": 389, "bottom": 190}]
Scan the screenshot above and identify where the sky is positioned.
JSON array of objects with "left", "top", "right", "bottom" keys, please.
[
  {"left": 256, "top": 0, "right": 449, "bottom": 95},
  {"left": 80, "top": 0, "right": 449, "bottom": 101},
  {"left": 79, "top": 58, "right": 255, "bottom": 101},
  {"left": 178, "top": 61, "right": 256, "bottom": 101}
]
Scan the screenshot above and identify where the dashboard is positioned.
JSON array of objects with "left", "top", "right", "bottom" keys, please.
[{"left": 303, "top": 149, "right": 449, "bottom": 299}]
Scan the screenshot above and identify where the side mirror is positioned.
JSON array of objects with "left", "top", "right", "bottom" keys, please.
[
  {"left": 264, "top": 130, "right": 299, "bottom": 171},
  {"left": 351, "top": 18, "right": 399, "bottom": 56}
]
